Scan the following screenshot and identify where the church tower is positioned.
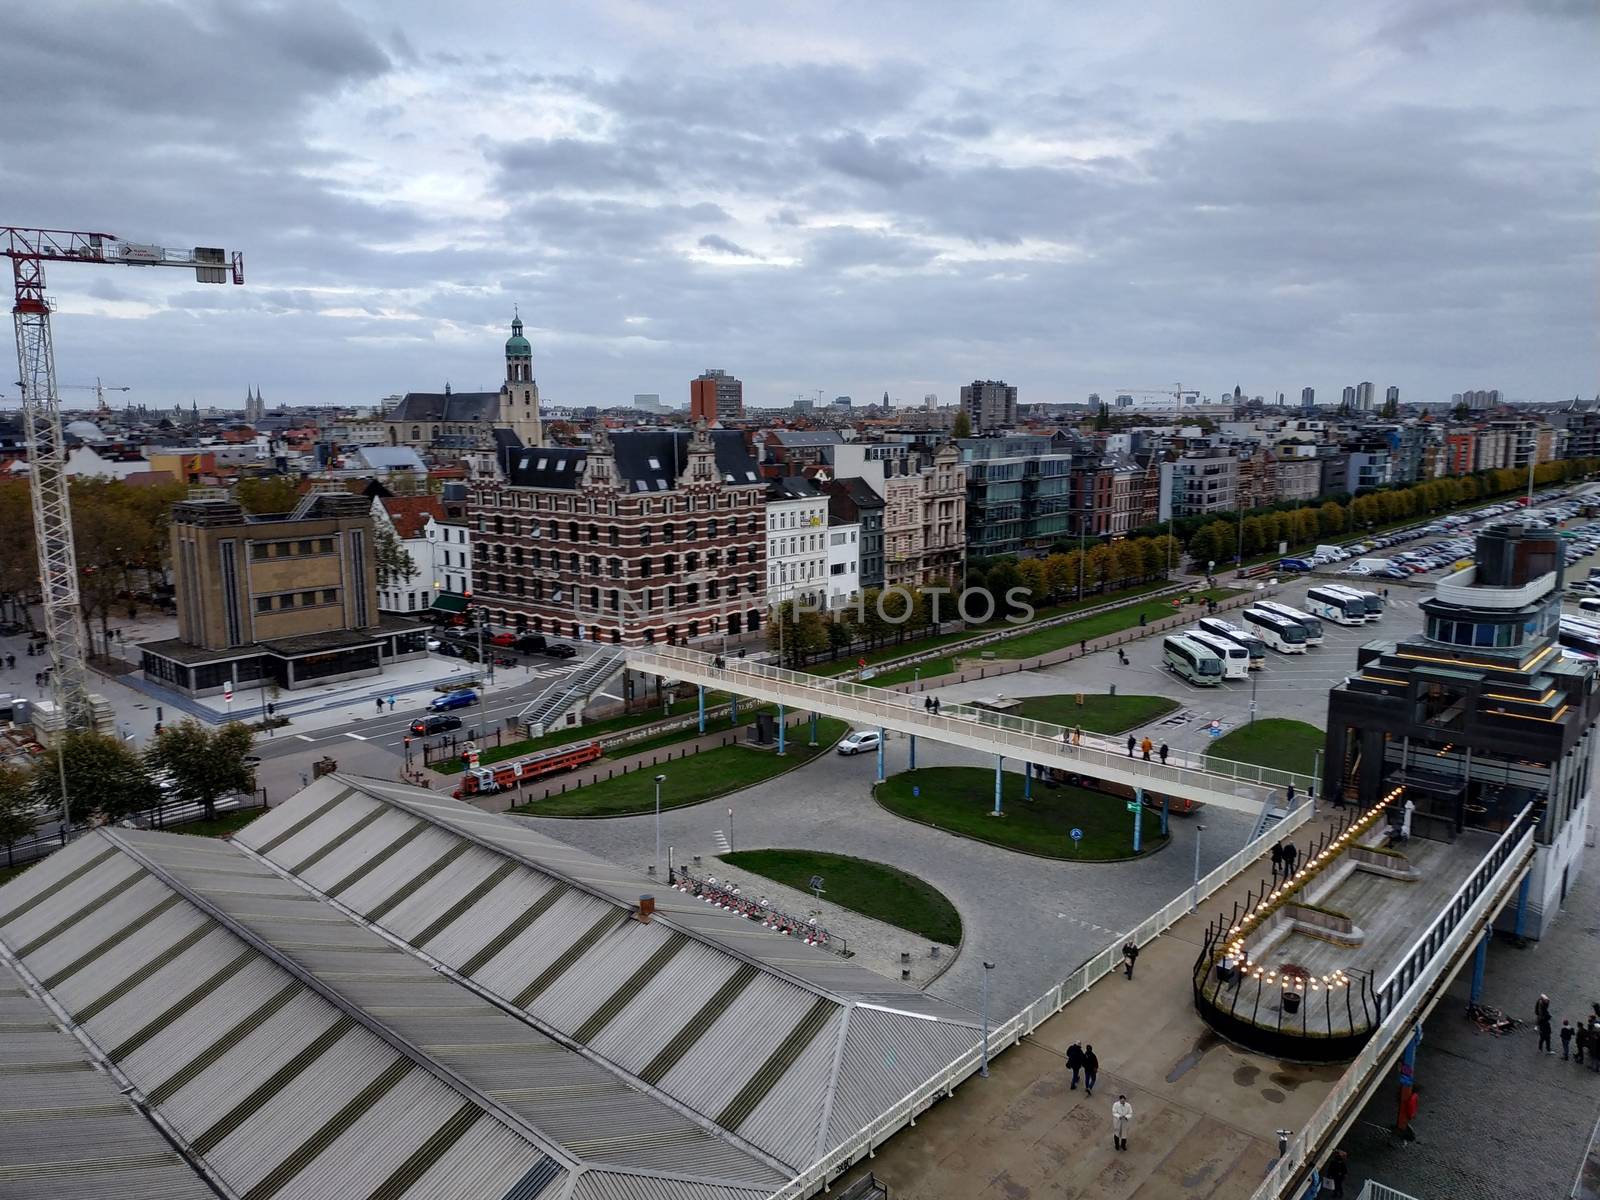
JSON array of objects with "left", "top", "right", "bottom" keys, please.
[{"left": 499, "top": 312, "right": 543, "bottom": 447}]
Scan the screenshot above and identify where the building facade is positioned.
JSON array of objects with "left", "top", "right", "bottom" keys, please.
[
  {"left": 690, "top": 369, "right": 743, "bottom": 423},
  {"left": 383, "top": 317, "right": 541, "bottom": 455},
  {"left": 881, "top": 445, "right": 965, "bottom": 590},
  {"left": 766, "top": 477, "right": 830, "bottom": 607},
  {"left": 468, "top": 424, "right": 768, "bottom": 645},
  {"left": 959, "top": 380, "right": 1018, "bottom": 433},
  {"left": 1162, "top": 448, "right": 1238, "bottom": 519},
  {"left": 825, "top": 520, "right": 862, "bottom": 609},
  {"left": 140, "top": 491, "right": 426, "bottom": 695},
  {"left": 956, "top": 436, "right": 1070, "bottom": 558},
  {"left": 821, "top": 476, "right": 886, "bottom": 589},
  {"left": 1323, "top": 525, "right": 1597, "bottom": 938}
]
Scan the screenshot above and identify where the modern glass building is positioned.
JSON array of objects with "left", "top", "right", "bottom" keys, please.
[{"left": 1323, "top": 524, "right": 1598, "bottom": 937}]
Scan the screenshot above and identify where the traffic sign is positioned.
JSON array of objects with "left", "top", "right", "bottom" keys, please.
[
  {"left": 1069, "top": 828, "right": 1083, "bottom": 852},
  {"left": 222, "top": 682, "right": 233, "bottom": 703}
]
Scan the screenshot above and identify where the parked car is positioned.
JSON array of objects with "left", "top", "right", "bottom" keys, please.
[
  {"left": 514, "top": 634, "right": 548, "bottom": 654},
  {"left": 437, "top": 642, "right": 464, "bottom": 659},
  {"left": 489, "top": 632, "right": 517, "bottom": 647},
  {"left": 542, "top": 643, "right": 578, "bottom": 659},
  {"left": 836, "top": 729, "right": 882, "bottom": 756},
  {"left": 425, "top": 637, "right": 441, "bottom": 650},
  {"left": 1279, "top": 558, "right": 1313, "bottom": 572},
  {"left": 410, "top": 714, "right": 463, "bottom": 736},
  {"left": 428, "top": 690, "right": 479, "bottom": 712}
]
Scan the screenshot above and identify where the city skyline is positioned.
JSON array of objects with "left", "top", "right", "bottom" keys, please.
[{"left": 3, "top": 1, "right": 1594, "bottom": 411}]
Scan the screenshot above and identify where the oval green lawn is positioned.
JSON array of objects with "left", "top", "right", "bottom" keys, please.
[
  {"left": 719, "top": 849, "right": 962, "bottom": 945},
  {"left": 1206, "top": 718, "right": 1323, "bottom": 782},
  {"left": 875, "top": 766, "right": 1168, "bottom": 860},
  {"left": 512, "top": 717, "right": 848, "bottom": 817},
  {"left": 1012, "top": 693, "right": 1179, "bottom": 735}
]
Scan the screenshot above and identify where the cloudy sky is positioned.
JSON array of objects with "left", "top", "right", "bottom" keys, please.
[{"left": 2, "top": 0, "right": 1595, "bottom": 412}]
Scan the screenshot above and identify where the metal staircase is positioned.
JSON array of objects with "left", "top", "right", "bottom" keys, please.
[
  {"left": 1249, "top": 798, "right": 1289, "bottom": 844},
  {"left": 518, "top": 648, "right": 625, "bottom": 736}
]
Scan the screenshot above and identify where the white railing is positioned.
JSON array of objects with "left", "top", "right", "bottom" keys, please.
[
  {"left": 764, "top": 800, "right": 1317, "bottom": 1199},
  {"left": 630, "top": 646, "right": 1318, "bottom": 805},
  {"left": 1245, "top": 820, "right": 1536, "bottom": 1200},
  {"left": 520, "top": 648, "right": 623, "bottom": 732},
  {"left": 1355, "top": 1183, "right": 1422, "bottom": 1200}
]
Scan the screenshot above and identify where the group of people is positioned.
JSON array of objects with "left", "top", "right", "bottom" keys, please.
[
  {"left": 921, "top": 696, "right": 943, "bottom": 715},
  {"left": 1124, "top": 734, "right": 1170, "bottom": 764},
  {"left": 1270, "top": 840, "right": 1301, "bottom": 880},
  {"left": 1064, "top": 1043, "right": 1137, "bottom": 1152},
  {"left": 1541, "top": 995, "right": 1600, "bottom": 1070}
]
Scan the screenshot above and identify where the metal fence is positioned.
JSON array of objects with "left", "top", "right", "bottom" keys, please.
[
  {"left": 670, "top": 866, "right": 846, "bottom": 957},
  {"left": 3, "top": 788, "right": 268, "bottom": 868},
  {"left": 763, "top": 800, "right": 1318, "bottom": 1200}
]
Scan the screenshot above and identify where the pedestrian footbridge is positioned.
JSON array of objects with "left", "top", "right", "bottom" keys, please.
[{"left": 624, "top": 645, "right": 1313, "bottom": 818}]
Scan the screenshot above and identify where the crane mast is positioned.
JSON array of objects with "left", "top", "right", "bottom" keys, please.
[{"left": 4, "top": 226, "right": 243, "bottom": 735}]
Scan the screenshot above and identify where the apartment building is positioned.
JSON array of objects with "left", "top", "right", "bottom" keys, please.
[
  {"left": 882, "top": 445, "right": 966, "bottom": 590},
  {"left": 821, "top": 476, "right": 886, "bottom": 589},
  {"left": 766, "top": 477, "right": 830, "bottom": 607},
  {"left": 469, "top": 424, "right": 768, "bottom": 645},
  {"left": 1161, "top": 448, "right": 1238, "bottom": 519},
  {"left": 955, "top": 436, "right": 1071, "bottom": 558}
]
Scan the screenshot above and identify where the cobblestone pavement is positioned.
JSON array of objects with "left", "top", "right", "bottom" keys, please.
[{"left": 1340, "top": 862, "right": 1600, "bottom": 1200}]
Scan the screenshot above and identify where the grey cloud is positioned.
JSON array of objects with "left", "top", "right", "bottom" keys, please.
[
  {"left": 493, "top": 137, "right": 667, "bottom": 192},
  {"left": 813, "top": 131, "right": 932, "bottom": 186},
  {"left": 698, "top": 234, "right": 758, "bottom": 257}
]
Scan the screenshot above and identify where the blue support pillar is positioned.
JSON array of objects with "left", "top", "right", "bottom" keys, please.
[
  {"left": 1160, "top": 795, "right": 1170, "bottom": 837},
  {"left": 697, "top": 685, "right": 706, "bottom": 734},
  {"left": 809, "top": 712, "right": 818, "bottom": 746},
  {"left": 1024, "top": 765, "right": 1032, "bottom": 800},
  {"left": 875, "top": 728, "right": 885, "bottom": 783},
  {"left": 909, "top": 734, "right": 917, "bottom": 771},
  {"left": 1469, "top": 928, "right": 1490, "bottom": 1004},
  {"left": 1514, "top": 873, "right": 1531, "bottom": 938},
  {"left": 1132, "top": 788, "right": 1143, "bottom": 854},
  {"left": 777, "top": 703, "right": 786, "bottom": 756},
  {"left": 993, "top": 755, "right": 1004, "bottom": 816}
]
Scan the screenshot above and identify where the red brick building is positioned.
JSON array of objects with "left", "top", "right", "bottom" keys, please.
[{"left": 468, "top": 423, "right": 768, "bottom": 645}]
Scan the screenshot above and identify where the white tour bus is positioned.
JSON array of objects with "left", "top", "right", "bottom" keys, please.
[
  {"left": 1242, "top": 606, "right": 1309, "bottom": 653},
  {"left": 1305, "top": 585, "right": 1368, "bottom": 626},
  {"left": 1186, "top": 629, "right": 1252, "bottom": 680},
  {"left": 1258, "top": 599, "right": 1323, "bottom": 645},
  {"left": 1196, "top": 616, "right": 1267, "bottom": 668},
  {"left": 1162, "top": 634, "right": 1225, "bottom": 686},
  {"left": 1328, "top": 585, "right": 1384, "bottom": 619}
]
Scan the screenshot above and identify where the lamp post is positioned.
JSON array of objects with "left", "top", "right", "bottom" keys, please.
[
  {"left": 980, "top": 961, "right": 995, "bottom": 1076},
  {"left": 653, "top": 773, "right": 666, "bottom": 877},
  {"left": 1190, "top": 823, "right": 1206, "bottom": 912}
]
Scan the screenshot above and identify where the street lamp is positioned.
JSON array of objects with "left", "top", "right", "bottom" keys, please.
[
  {"left": 980, "top": 961, "right": 995, "bottom": 1076},
  {"left": 653, "top": 773, "right": 666, "bottom": 877},
  {"left": 1190, "top": 824, "right": 1207, "bottom": 912}
]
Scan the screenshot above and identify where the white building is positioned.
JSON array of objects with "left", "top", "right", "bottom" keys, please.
[
  {"left": 371, "top": 497, "right": 473, "bottom": 616},
  {"left": 825, "top": 520, "right": 861, "bottom": 609},
  {"left": 765, "top": 477, "right": 829, "bottom": 608}
]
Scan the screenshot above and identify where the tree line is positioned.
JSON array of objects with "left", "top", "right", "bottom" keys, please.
[{"left": 0, "top": 720, "right": 257, "bottom": 865}]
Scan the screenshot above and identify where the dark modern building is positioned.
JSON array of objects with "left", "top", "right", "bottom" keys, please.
[
  {"left": 689, "top": 368, "right": 743, "bottom": 423},
  {"left": 821, "top": 475, "right": 886, "bottom": 588},
  {"left": 1324, "top": 524, "right": 1597, "bottom": 937},
  {"left": 955, "top": 435, "right": 1070, "bottom": 558},
  {"left": 959, "top": 379, "right": 1018, "bottom": 433}
]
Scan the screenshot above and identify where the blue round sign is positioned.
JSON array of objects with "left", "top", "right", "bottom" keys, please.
[{"left": 1070, "top": 827, "right": 1083, "bottom": 841}]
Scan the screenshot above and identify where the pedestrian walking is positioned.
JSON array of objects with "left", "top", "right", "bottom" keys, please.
[
  {"left": 1398, "top": 1084, "right": 1420, "bottom": 1142},
  {"left": 1111, "top": 1095, "right": 1132, "bottom": 1151},
  {"left": 1561, "top": 1019, "right": 1574, "bottom": 1060},
  {"left": 1286, "top": 783, "right": 1296, "bottom": 806},
  {"left": 1065, "top": 1041, "right": 1084, "bottom": 1090},
  {"left": 1126, "top": 735, "right": 1136, "bottom": 758},
  {"left": 1122, "top": 940, "right": 1139, "bottom": 980},
  {"left": 1537, "top": 994, "right": 1553, "bottom": 1054},
  {"left": 1575, "top": 1019, "right": 1588, "bottom": 1065},
  {"left": 387, "top": 695, "right": 396, "bottom": 711},
  {"left": 1140, "top": 736, "right": 1153, "bottom": 761},
  {"left": 1589, "top": 1018, "right": 1600, "bottom": 1071},
  {"left": 1322, "top": 1149, "right": 1349, "bottom": 1196},
  {"left": 375, "top": 697, "right": 384, "bottom": 714},
  {"left": 1116, "top": 647, "right": 1127, "bottom": 665},
  {"left": 1072, "top": 726, "right": 1082, "bottom": 746},
  {"left": 1271, "top": 842, "right": 1284, "bottom": 881},
  {"left": 1082, "top": 1045, "right": 1098, "bottom": 1096},
  {"left": 1159, "top": 742, "right": 1169, "bottom": 765},
  {"left": 1285, "top": 843, "right": 1299, "bottom": 876}
]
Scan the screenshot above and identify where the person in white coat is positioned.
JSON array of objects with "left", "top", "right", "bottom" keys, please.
[
  {"left": 1111, "top": 1095, "right": 1133, "bottom": 1151},
  {"left": 1400, "top": 798, "right": 1415, "bottom": 841}
]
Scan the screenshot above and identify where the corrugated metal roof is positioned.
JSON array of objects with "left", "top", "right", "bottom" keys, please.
[
  {"left": 0, "top": 828, "right": 792, "bottom": 1200},
  {"left": 0, "top": 958, "right": 217, "bottom": 1200},
  {"left": 234, "top": 776, "right": 986, "bottom": 1176}
]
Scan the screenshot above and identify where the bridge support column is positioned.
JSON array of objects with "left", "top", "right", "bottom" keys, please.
[
  {"left": 1160, "top": 795, "right": 1169, "bottom": 837},
  {"left": 1132, "top": 788, "right": 1143, "bottom": 854},
  {"left": 730, "top": 694, "right": 738, "bottom": 723},
  {"left": 1513, "top": 873, "right": 1531, "bottom": 938},
  {"left": 777, "top": 703, "right": 786, "bottom": 756},
  {"left": 993, "top": 756, "right": 1004, "bottom": 816},
  {"left": 909, "top": 734, "right": 916, "bottom": 771},
  {"left": 1396, "top": 1025, "right": 1422, "bottom": 1136},
  {"left": 809, "top": 712, "right": 818, "bottom": 746},
  {"left": 1469, "top": 927, "right": 1490, "bottom": 1005},
  {"left": 876, "top": 728, "right": 886, "bottom": 783},
  {"left": 1024, "top": 764, "right": 1032, "bottom": 800},
  {"left": 697, "top": 685, "right": 706, "bottom": 734}
]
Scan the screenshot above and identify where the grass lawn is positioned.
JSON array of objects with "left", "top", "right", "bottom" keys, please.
[
  {"left": 0, "top": 862, "right": 34, "bottom": 887},
  {"left": 171, "top": 807, "right": 269, "bottom": 838},
  {"left": 875, "top": 766, "right": 1168, "bottom": 860},
  {"left": 719, "top": 849, "right": 962, "bottom": 945},
  {"left": 1013, "top": 693, "right": 1180, "bottom": 734},
  {"left": 1207, "top": 718, "right": 1323, "bottom": 780},
  {"left": 514, "top": 716, "right": 849, "bottom": 817}
]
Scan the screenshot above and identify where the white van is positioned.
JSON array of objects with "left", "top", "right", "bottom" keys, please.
[{"left": 1314, "top": 545, "right": 1349, "bottom": 561}]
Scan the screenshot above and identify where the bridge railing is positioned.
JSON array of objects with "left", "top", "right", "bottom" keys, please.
[
  {"left": 629, "top": 645, "right": 1318, "bottom": 800},
  {"left": 763, "top": 799, "right": 1318, "bottom": 1200},
  {"left": 1245, "top": 809, "right": 1537, "bottom": 1200}
]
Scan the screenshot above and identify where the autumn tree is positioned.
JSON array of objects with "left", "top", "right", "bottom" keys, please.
[
  {"left": 374, "top": 524, "right": 420, "bottom": 589},
  {"left": 0, "top": 481, "right": 36, "bottom": 625},
  {"left": 144, "top": 720, "right": 257, "bottom": 822},
  {"left": 0, "top": 763, "right": 35, "bottom": 867},
  {"left": 234, "top": 474, "right": 301, "bottom": 515},
  {"left": 33, "top": 730, "right": 159, "bottom": 826},
  {"left": 70, "top": 479, "right": 152, "bottom": 660},
  {"left": 951, "top": 410, "right": 972, "bottom": 438}
]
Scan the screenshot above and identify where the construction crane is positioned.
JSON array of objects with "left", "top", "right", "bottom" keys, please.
[
  {"left": 4, "top": 226, "right": 243, "bottom": 736},
  {"left": 59, "top": 378, "right": 132, "bottom": 415}
]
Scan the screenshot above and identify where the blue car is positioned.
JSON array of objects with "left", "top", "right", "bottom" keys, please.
[
  {"left": 428, "top": 690, "right": 479, "bottom": 712},
  {"left": 1279, "top": 558, "right": 1313, "bottom": 572}
]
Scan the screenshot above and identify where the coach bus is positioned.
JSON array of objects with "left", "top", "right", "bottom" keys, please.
[
  {"left": 1258, "top": 599, "right": 1324, "bottom": 645},
  {"left": 1242, "top": 606, "right": 1309, "bottom": 653},
  {"left": 1196, "top": 617, "right": 1267, "bottom": 668},
  {"left": 1305, "top": 586, "right": 1369, "bottom": 626},
  {"left": 1327, "top": 585, "right": 1384, "bottom": 619},
  {"left": 1162, "top": 634, "right": 1225, "bottom": 686},
  {"left": 1559, "top": 616, "right": 1600, "bottom": 658},
  {"left": 1185, "top": 629, "right": 1252, "bottom": 680}
]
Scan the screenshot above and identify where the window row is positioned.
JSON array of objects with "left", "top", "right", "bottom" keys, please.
[
  {"left": 256, "top": 588, "right": 339, "bottom": 613},
  {"left": 478, "top": 515, "right": 761, "bottom": 542},
  {"left": 250, "top": 537, "right": 335, "bottom": 561}
]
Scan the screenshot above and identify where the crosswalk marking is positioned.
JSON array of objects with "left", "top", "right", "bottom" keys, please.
[{"left": 713, "top": 830, "right": 731, "bottom": 853}]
